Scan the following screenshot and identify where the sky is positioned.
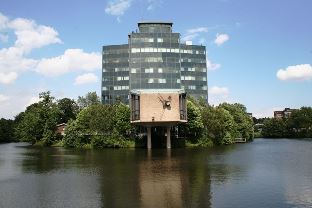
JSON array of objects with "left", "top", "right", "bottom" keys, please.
[{"left": 0, "top": 0, "right": 312, "bottom": 119}]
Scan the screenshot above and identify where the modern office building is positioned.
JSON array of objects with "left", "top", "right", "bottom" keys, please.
[
  {"left": 102, "top": 21, "right": 208, "bottom": 104},
  {"left": 102, "top": 22, "right": 207, "bottom": 148}
]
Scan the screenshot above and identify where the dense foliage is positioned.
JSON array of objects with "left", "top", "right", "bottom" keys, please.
[
  {"left": 0, "top": 118, "right": 15, "bottom": 143},
  {"left": 15, "top": 92, "right": 64, "bottom": 145},
  {"left": 179, "top": 97, "right": 254, "bottom": 146},
  {"left": 63, "top": 103, "right": 134, "bottom": 148},
  {"left": 261, "top": 107, "right": 312, "bottom": 138},
  {"left": 1, "top": 90, "right": 256, "bottom": 148}
]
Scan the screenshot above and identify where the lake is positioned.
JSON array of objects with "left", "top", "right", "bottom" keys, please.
[{"left": 0, "top": 138, "right": 312, "bottom": 208}]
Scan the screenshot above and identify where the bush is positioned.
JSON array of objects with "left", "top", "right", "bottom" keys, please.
[{"left": 91, "top": 132, "right": 134, "bottom": 148}]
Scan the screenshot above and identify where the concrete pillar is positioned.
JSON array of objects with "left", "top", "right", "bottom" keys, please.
[
  {"left": 147, "top": 127, "right": 152, "bottom": 149},
  {"left": 166, "top": 126, "right": 171, "bottom": 149}
]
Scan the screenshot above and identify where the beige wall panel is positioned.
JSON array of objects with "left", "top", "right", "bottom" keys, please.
[{"left": 140, "top": 92, "right": 180, "bottom": 122}]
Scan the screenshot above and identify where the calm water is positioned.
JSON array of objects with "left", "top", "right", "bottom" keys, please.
[{"left": 0, "top": 139, "right": 312, "bottom": 208}]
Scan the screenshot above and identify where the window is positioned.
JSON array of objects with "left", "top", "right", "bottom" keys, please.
[
  {"left": 157, "top": 38, "right": 163, "bottom": 42},
  {"left": 203, "top": 68, "right": 207, "bottom": 72},
  {"left": 148, "top": 78, "right": 154, "bottom": 83},
  {"left": 114, "top": 86, "right": 129, "bottom": 90},
  {"left": 188, "top": 85, "right": 196, "bottom": 90},
  {"left": 182, "top": 76, "right": 195, "bottom": 81},
  {"left": 203, "top": 77, "right": 207, "bottom": 81},
  {"left": 131, "top": 68, "right": 137, "bottom": 73},
  {"left": 131, "top": 48, "right": 140, "bottom": 53},
  {"left": 145, "top": 68, "right": 153, "bottom": 73},
  {"left": 117, "top": 76, "right": 129, "bottom": 81},
  {"left": 103, "top": 69, "right": 106, "bottom": 72},
  {"left": 158, "top": 68, "right": 163, "bottom": 73},
  {"left": 102, "top": 87, "right": 107, "bottom": 90},
  {"left": 148, "top": 38, "right": 154, "bottom": 42},
  {"left": 202, "top": 86, "right": 208, "bottom": 90},
  {"left": 177, "top": 79, "right": 181, "bottom": 83},
  {"left": 158, "top": 79, "right": 166, "bottom": 83}
]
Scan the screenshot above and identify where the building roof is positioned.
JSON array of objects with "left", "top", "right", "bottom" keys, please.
[{"left": 138, "top": 21, "right": 173, "bottom": 27}]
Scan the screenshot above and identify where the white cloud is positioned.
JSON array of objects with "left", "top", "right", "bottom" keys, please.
[
  {"left": 0, "top": 13, "right": 101, "bottom": 86},
  {"left": 7, "top": 17, "right": 62, "bottom": 54},
  {"left": 0, "top": 12, "right": 9, "bottom": 30},
  {"left": 209, "top": 86, "right": 229, "bottom": 96},
  {"left": 36, "top": 49, "right": 101, "bottom": 76},
  {"left": 74, "top": 73, "right": 98, "bottom": 85},
  {"left": 0, "top": 13, "right": 62, "bottom": 84},
  {"left": 105, "top": 0, "right": 131, "bottom": 21},
  {"left": 0, "top": 90, "right": 42, "bottom": 118},
  {"left": 0, "top": 94, "right": 10, "bottom": 103},
  {"left": 208, "top": 86, "right": 230, "bottom": 105},
  {"left": 0, "top": 72, "right": 18, "bottom": 84},
  {"left": 214, "top": 33, "right": 229, "bottom": 46},
  {"left": 206, "top": 58, "right": 221, "bottom": 71},
  {"left": 182, "top": 27, "right": 208, "bottom": 42},
  {"left": 187, "top": 27, "right": 208, "bottom": 34},
  {"left": 0, "top": 47, "right": 38, "bottom": 74},
  {"left": 276, "top": 64, "right": 312, "bottom": 81},
  {"left": 26, "top": 96, "right": 42, "bottom": 107}
]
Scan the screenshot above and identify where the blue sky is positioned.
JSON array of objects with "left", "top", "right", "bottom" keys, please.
[{"left": 0, "top": 0, "right": 312, "bottom": 118}]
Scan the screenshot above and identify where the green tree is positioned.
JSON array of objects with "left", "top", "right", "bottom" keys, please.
[
  {"left": 178, "top": 98, "right": 204, "bottom": 142},
  {"left": 219, "top": 103, "right": 254, "bottom": 140},
  {"left": 262, "top": 118, "right": 287, "bottom": 138},
  {"left": 202, "top": 106, "right": 236, "bottom": 145},
  {"left": 77, "top": 92, "right": 100, "bottom": 110},
  {"left": 57, "top": 98, "right": 79, "bottom": 123},
  {"left": 287, "top": 107, "right": 312, "bottom": 137},
  {"left": 113, "top": 103, "right": 133, "bottom": 137},
  {"left": 0, "top": 118, "right": 15, "bottom": 143},
  {"left": 15, "top": 91, "right": 61, "bottom": 145},
  {"left": 63, "top": 104, "right": 134, "bottom": 148}
]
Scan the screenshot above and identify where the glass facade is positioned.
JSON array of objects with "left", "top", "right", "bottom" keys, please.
[{"left": 102, "top": 22, "right": 208, "bottom": 104}]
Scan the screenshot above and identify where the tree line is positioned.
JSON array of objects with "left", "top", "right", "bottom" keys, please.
[
  {"left": 260, "top": 107, "right": 312, "bottom": 138},
  {"left": 0, "top": 91, "right": 254, "bottom": 147}
]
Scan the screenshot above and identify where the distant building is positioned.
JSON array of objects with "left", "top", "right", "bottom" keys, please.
[
  {"left": 274, "top": 108, "right": 295, "bottom": 119},
  {"left": 56, "top": 123, "right": 67, "bottom": 136}
]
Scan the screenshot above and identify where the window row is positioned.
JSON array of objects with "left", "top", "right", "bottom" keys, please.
[
  {"left": 103, "top": 68, "right": 129, "bottom": 72},
  {"left": 131, "top": 47, "right": 180, "bottom": 53},
  {"left": 181, "top": 76, "right": 195, "bottom": 81},
  {"left": 181, "top": 85, "right": 208, "bottom": 90},
  {"left": 114, "top": 86, "right": 129, "bottom": 90},
  {"left": 131, "top": 68, "right": 177, "bottom": 74},
  {"left": 131, "top": 38, "right": 164, "bottom": 43},
  {"left": 131, "top": 47, "right": 205, "bottom": 54},
  {"left": 117, "top": 76, "right": 129, "bottom": 81}
]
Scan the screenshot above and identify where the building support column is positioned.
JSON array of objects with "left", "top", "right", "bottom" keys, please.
[
  {"left": 147, "top": 127, "right": 152, "bottom": 149},
  {"left": 166, "top": 126, "right": 171, "bottom": 149}
]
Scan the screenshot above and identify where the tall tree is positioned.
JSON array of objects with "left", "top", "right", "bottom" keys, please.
[
  {"left": 77, "top": 92, "right": 100, "bottom": 110},
  {"left": 0, "top": 118, "right": 15, "bottom": 143},
  {"left": 57, "top": 98, "right": 79, "bottom": 123}
]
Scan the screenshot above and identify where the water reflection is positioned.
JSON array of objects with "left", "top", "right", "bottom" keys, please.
[{"left": 1, "top": 139, "right": 311, "bottom": 208}]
